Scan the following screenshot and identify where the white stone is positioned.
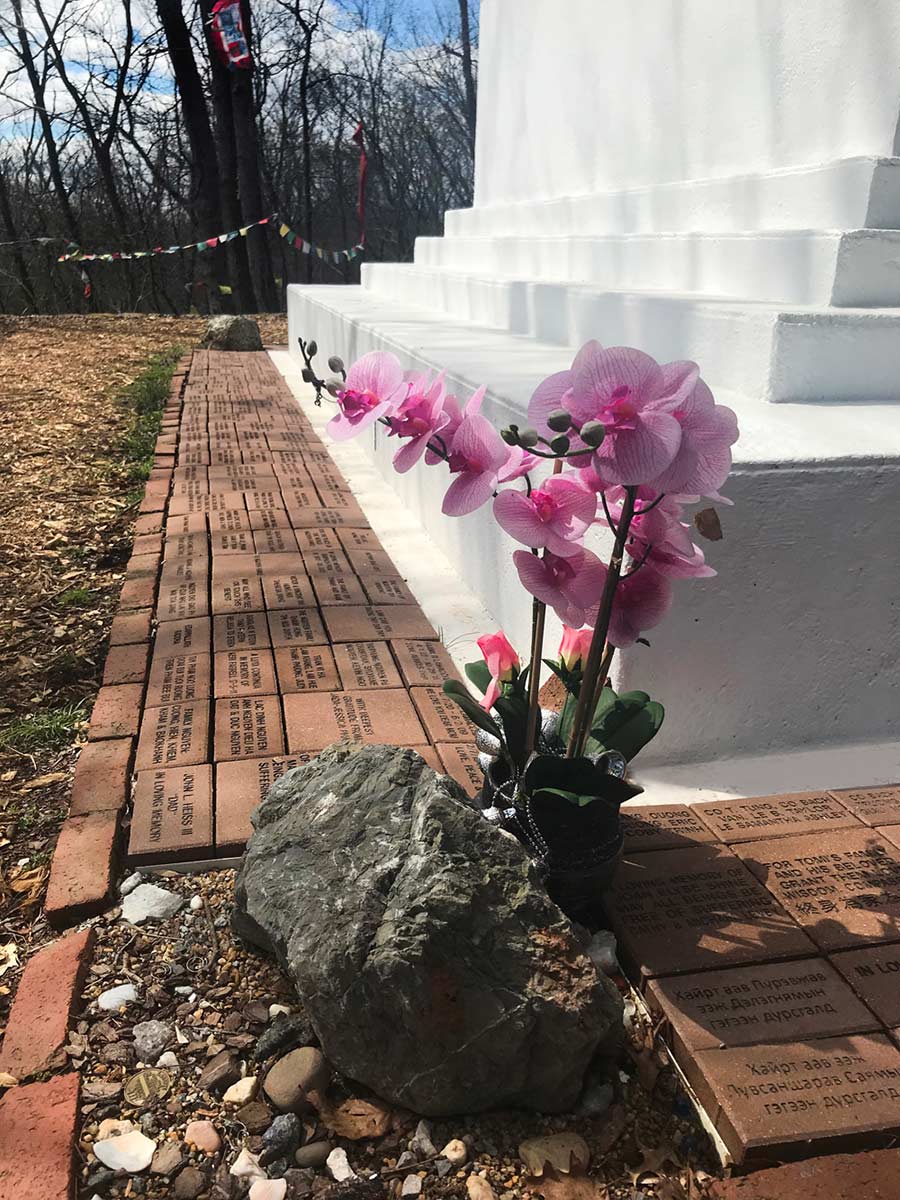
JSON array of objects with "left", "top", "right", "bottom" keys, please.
[
  {"left": 156, "top": 1051, "right": 180, "bottom": 1070},
  {"left": 97, "top": 984, "right": 137, "bottom": 1011},
  {"left": 223, "top": 1075, "right": 258, "bottom": 1105},
  {"left": 585, "top": 931, "right": 618, "bottom": 975},
  {"left": 120, "top": 871, "right": 143, "bottom": 896},
  {"left": 189, "top": 895, "right": 203, "bottom": 911},
  {"left": 230, "top": 1148, "right": 266, "bottom": 1181},
  {"left": 286, "top": 0, "right": 900, "bottom": 778},
  {"left": 249, "top": 1182, "right": 288, "bottom": 1200},
  {"left": 268, "top": 1004, "right": 291, "bottom": 1019},
  {"left": 440, "top": 1139, "right": 467, "bottom": 1167},
  {"left": 326, "top": 1147, "right": 356, "bottom": 1183},
  {"left": 402, "top": 1176, "right": 423, "bottom": 1196},
  {"left": 121, "top": 883, "right": 183, "bottom": 924},
  {"left": 93, "top": 1129, "right": 156, "bottom": 1172}
]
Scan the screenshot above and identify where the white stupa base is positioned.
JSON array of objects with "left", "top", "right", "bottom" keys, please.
[{"left": 286, "top": 284, "right": 900, "bottom": 768}]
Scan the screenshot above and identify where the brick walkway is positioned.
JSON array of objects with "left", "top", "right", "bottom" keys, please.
[{"left": 48, "top": 347, "right": 484, "bottom": 906}]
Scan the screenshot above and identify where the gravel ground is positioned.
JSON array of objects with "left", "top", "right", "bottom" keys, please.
[{"left": 71, "top": 869, "right": 717, "bottom": 1200}]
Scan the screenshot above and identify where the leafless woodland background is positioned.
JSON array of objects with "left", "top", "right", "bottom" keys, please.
[{"left": 0, "top": 0, "right": 477, "bottom": 313}]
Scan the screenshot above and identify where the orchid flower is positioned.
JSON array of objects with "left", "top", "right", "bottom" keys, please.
[
  {"left": 442, "top": 395, "right": 511, "bottom": 516},
  {"left": 326, "top": 350, "right": 404, "bottom": 441},
  {"left": 529, "top": 341, "right": 686, "bottom": 486},
  {"left": 646, "top": 368, "right": 739, "bottom": 497},
  {"left": 493, "top": 474, "right": 596, "bottom": 556},
  {"left": 386, "top": 370, "right": 450, "bottom": 473},
  {"left": 477, "top": 631, "right": 520, "bottom": 710},
  {"left": 603, "top": 566, "right": 673, "bottom": 647},
  {"left": 513, "top": 546, "right": 606, "bottom": 628}
]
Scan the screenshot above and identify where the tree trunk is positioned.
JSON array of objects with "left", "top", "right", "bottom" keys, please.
[
  {"left": 198, "top": 0, "right": 256, "bottom": 311},
  {"left": 0, "top": 167, "right": 38, "bottom": 311},
  {"left": 155, "top": 0, "right": 228, "bottom": 311},
  {"left": 458, "top": 0, "right": 477, "bottom": 157},
  {"left": 230, "top": 0, "right": 278, "bottom": 311}
]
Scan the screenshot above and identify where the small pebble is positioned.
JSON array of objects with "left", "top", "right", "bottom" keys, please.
[
  {"left": 97, "top": 984, "right": 137, "bottom": 1011},
  {"left": 326, "top": 1147, "right": 356, "bottom": 1183},
  {"left": 231, "top": 1147, "right": 267, "bottom": 1181},
  {"left": 441, "top": 1139, "right": 467, "bottom": 1167},
  {"left": 120, "top": 871, "right": 143, "bottom": 895},
  {"left": 401, "top": 1176, "right": 423, "bottom": 1197},
  {"left": 250, "top": 1181, "right": 287, "bottom": 1200},
  {"left": 185, "top": 1120, "right": 222, "bottom": 1155},
  {"left": 190, "top": 895, "right": 203, "bottom": 911},
  {"left": 224, "top": 1075, "right": 259, "bottom": 1105},
  {"left": 294, "top": 1141, "right": 330, "bottom": 1168}
]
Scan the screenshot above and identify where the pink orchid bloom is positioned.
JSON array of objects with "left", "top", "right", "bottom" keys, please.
[
  {"left": 646, "top": 367, "right": 739, "bottom": 497},
  {"left": 498, "top": 444, "right": 540, "bottom": 482},
  {"left": 529, "top": 341, "right": 686, "bottom": 486},
  {"left": 442, "top": 396, "right": 511, "bottom": 517},
  {"left": 558, "top": 625, "right": 594, "bottom": 670},
  {"left": 386, "top": 371, "right": 450, "bottom": 473},
  {"left": 477, "top": 631, "right": 520, "bottom": 710},
  {"left": 327, "top": 350, "right": 405, "bottom": 441},
  {"left": 513, "top": 546, "right": 606, "bottom": 627},
  {"left": 493, "top": 474, "right": 596, "bottom": 557},
  {"left": 425, "top": 384, "right": 482, "bottom": 465},
  {"left": 604, "top": 566, "right": 673, "bottom": 648},
  {"left": 603, "top": 488, "right": 715, "bottom": 579}
]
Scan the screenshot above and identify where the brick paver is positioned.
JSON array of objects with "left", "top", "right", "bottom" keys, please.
[
  {"left": 0, "top": 929, "right": 94, "bottom": 1080},
  {"left": 0, "top": 1073, "right": 79, "bottom": 1199},
  {"left": 59, "top": 348, "right": 469, "bottom": 870}
]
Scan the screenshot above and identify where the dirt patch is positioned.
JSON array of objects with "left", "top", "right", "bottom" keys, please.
[{"left": 0, "top": 314, "right": 286, "bottom": 991}]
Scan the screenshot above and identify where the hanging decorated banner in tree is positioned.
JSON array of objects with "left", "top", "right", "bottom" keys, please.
[{"left": 210, "top": 0, "right": 252, "bottom": 70}]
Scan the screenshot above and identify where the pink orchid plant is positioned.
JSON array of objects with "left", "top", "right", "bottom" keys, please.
[{"left": 305, "top": 336, "right": 738, "bottom": 838}]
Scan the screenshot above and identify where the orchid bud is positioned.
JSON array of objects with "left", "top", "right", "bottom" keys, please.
[
  {"left": 325, "top": 379, "right": 341, "bottom": 397},
  {"left": 518, "top": 427, "right": 539, "bottom": 448},
  {"left": 301, "top": 367, "right": 313, "bottom": 383},
  {"left": 327, "top": 354, "right": 345, "bottom": 373},
  {"left": 549, "top": 434, "right": 570, "bottom": 455},
  {"left": 306, "top": 339, "right": 318, "bottom": 357},
  {"left": 580, "top": 419, "right": 606, "bottom": 447},
  {"left": 546, "top": 409, "right": 572, "bottom": 433},
  {"left": 500, "top": 427, "right": 520, "bottom": 446}
]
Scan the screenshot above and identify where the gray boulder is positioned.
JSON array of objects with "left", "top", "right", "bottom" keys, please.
[
  {"left": 201, "top": 314, "right": 263, "bottom": 351},
  {"left": 232, "top": 744, "right": 621, "bottom": 1116}
]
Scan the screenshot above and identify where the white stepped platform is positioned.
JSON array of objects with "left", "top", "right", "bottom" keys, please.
[
  {"left": 287, "top": 282, "right": 900, "bottom": 767},
  {"left": 362, "top": 263, "right": 900, "bottom": 403},
  {"left": 288, "top": 0, "right": 900, "bottom": 774},
  {"left": 414, "top": 229, "right": 900, "bottom": 308},
  {"left": 444, "top": 158, "right": 900, "bottom": 239}
]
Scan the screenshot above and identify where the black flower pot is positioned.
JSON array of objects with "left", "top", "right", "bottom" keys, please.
[{"left": 480, "top": 760, "right": 625, "bottom": 920}]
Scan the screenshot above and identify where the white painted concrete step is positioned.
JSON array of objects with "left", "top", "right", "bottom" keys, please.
[
  {"left": 361, "top": 262, "right": 900, "bottom": 403},
  {"left": 287, "top": 283, "right": 900, "bottom": 466},
  {"left": 415, "top": 229, "right": 900, "bottom": 307},
  {"left": 446, "top": 156, "right": 900, "bottom": 238},
  {"left": 287, "top": 282, "right": 900, "bottom": 767}
]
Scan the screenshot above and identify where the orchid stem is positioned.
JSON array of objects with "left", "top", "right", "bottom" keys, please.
[
  {"left": 524, "top": 459, "right": 563, "bottom": 760},
  {"left": 567, "top": 485, "right": 638, "bottom": 758},
  {"left": 524, "top": 596, "right": 546, "bottom": 758}
]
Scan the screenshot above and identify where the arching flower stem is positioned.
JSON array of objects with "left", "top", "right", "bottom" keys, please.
[{"left": 567, "top": 485, "right": 639, "bottom": 758}]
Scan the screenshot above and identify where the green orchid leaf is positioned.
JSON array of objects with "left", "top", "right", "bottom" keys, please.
[
  {"left": 441, "top": 679, "right": 503, "bottom": 738},
  {"left": 494, "top": 693, "right": 530, "bottom": 772},
  {"left": 592, "top": 698, "right": 665, "bottom": 761},
  {"left": 464, "top": 660, "right": 492, "bottom": 695}
]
